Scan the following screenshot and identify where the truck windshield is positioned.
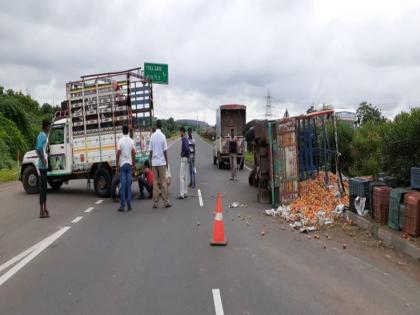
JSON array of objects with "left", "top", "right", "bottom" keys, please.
[{"left": 49, "top": 125, "right": 65, "bottom": 145}]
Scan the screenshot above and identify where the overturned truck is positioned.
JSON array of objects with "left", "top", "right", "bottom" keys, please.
[{"left": 246, "top": 110, "right": 344, "bottom": 205}]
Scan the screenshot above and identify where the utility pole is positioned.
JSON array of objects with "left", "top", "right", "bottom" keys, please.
[{"left": 265, "top": 90, "right": 272, "bottom": 118}]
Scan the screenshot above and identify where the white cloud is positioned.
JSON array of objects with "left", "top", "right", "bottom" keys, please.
[{"left": 1, "top": 0, "right": 420, "bottom": 125}]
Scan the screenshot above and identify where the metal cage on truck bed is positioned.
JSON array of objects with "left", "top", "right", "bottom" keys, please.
[{"left": 66, "top": 67, "right": 154, "bottom": 170}]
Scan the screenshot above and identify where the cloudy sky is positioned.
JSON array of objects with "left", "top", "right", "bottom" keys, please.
[{"left": 1, "top": 0, "right": 420, "bottom": 124}]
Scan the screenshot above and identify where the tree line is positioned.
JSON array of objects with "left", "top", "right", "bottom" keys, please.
[
  {"left": 330, "top": 102, "right": 420, "bottom": 185},
  {"left": 0, "top": 86, "right": 181, "bottom": 170},
  {"left": 0, "top": 87, "right": 59, "bottom": 169}
]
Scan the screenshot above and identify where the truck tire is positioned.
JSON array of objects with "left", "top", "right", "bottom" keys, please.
[
  {"left": 248, "top": 171, "right": 254, "bottom": 186},
  {"left": 218, "top": 155, "right": 223, "bottom": 169},
  {"left": 22, "top": 165, "right": 39, "bottom": 194},
  {"left": 94, "top": 167, "right": 112, "bottom": 197},
  {"left": 48, "top": 179, "right": 64, "bottom": 191},
  {"left": 111, "top": 174, "right": 120, "bottom": 202}
]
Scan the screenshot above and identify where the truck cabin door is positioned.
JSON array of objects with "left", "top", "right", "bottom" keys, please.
[{"left": 48, "top": 123, "right": 71, "bottom": 176}]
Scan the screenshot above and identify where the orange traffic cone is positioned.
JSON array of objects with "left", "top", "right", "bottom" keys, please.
[
  {"left": 215, "top": 192, "right": 222, "bottom": 213},
  {"left": 211, "top": 193, "right": 227, "bottom": 246}
]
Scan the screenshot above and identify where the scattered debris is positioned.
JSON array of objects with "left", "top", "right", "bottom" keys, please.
[
  {"left": 197, "top": 220, "right": 200, "bottom": 226},
  {"left": 342, "top": 243, "right": 347, "bottom": 249},
  {"left": 261, "top": 231, "right": 266, "bottom": 236},
  {"left": 229, "top": 202, "right": 240, "bottom": 208},
  {"left": 271, "top": 172, "right": 350, "bottom": 232}
]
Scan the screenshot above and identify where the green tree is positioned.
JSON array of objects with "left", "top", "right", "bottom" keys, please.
[
  {"left": 381, "top": 108, "right": 420, "bottom": 184},
  {"left": 356, "top": 102, "right": 386, "bottom": 125},
  {"left": 350, "top": 120, "right": 388, "bottom": 176},
  {"left": 0, "top": 112, "right": 27, "bottom": 167},
  {"left": 0, "top": 95, "right": 33, "bottom": 145}
]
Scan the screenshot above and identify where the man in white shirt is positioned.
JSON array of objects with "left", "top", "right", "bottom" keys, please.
[
  {"left": 116, "top": 125, "right": 136, "bottom": 212},
  {"left": 149, "top": 120, "right": 172, "bottom": 208}
]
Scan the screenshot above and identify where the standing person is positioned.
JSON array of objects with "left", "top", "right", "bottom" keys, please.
[
  {"left": 229, "top": 128, "right": 238, "bottom": 181},
  {"left": 116, "top": 125, "right": 136, "bottom": 212},
  {"left": 177, "top": 127, "right": 190, "bottom": 199},
  {"left": 137, "top": 160, "right": 153, "bottom": 199},
  {"left": 36, "top": 120, "right": 51, "bottom": 218},
  {"left": 149, "top": 120, "right": 172, "bottom": 208},
  {"left": 187, "top": 127, "right": 196, "bottom": 188}
]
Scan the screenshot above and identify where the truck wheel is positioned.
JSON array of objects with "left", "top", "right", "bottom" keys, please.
[
  {"left": 239, "top": 159, "right": 244, "bottom": 170},
  {"left": 22, "top": 166, "right": 39, "bottom": 194},
  {"left": 48, "top": 179, "right": 63, "bottom": 191},
  {"left": 248, "top": 171, "right": 254, "bottom": 186},
  {"left": 94, "top": 167, "right": 112, "bottom": 197},
  {"left": 218, "top": 155, "right": 223, "bottom": 169},
  {"left": 111, "top": 174, "right": 120, "bottom": 202}
]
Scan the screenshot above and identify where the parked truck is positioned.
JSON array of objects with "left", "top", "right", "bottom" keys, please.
[
  {"left": 20, "top": 67, "right": 153, "bottom": 197},
  {"left": 213, "top": 104, "right": 246, "bottom": 169}
]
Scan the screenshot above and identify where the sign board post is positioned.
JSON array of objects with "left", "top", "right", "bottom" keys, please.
[{"left": 144, "top": 62, "right": 168, "bottom": 84}]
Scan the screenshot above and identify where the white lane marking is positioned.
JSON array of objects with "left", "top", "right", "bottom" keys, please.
[
  {"left": 95, "top": 200, "right": 103, "bottom": 205},
  {"left": 212, "top": 289, "right": 225, "bottom": 315},
  {"left": 244, "top": 165, "right": 252, "bottom": 171},
  {"left": 0, "top": 239, "right": 47, "bottom": 274},
  {"left": 84, "top": 207, "right": 94, "bottom": 213},
  {"left": 0, "top": 226, "right": 70, "bottom": 287},
  {"left": 71, "top": 216, "right": 83, "bottom": 224},
  {"left": 197, "top": 189, "right": 204, "bottom": 207}
]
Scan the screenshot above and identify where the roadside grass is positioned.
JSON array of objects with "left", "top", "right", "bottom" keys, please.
[
  {"left": 244, "top": 151, "right": 254, "bottom": 167},
  {"left": 0, "top": 168, "right": 18, "bottom": 183}
]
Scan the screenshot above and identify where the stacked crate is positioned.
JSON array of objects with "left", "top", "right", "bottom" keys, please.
[
  {"left": 388, "top": 188, "right": 410, "bottom": 230},
  {"left": 369, "top": 181, "right": 386, "bottom": 215},
  {"left": 411, "top": 167, "right": 420, "bottom": 190},
  {"left": 403, "top": 191, "right": 420, "bottom": 237},
  {"left": 349, "top": 178, "right": 370, "bottom": 213},
  {"left": 373, "top": 186, "right": 391, "bottom": 224}
]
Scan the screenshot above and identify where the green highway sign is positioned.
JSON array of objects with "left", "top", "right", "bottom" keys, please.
[{"left": 144, "top": 62, "right": 168, "bottom": 84}]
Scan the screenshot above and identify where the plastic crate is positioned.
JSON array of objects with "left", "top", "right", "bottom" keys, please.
[
  {"left": 349, "top": 178, "right": 370, "bottom": 197},
  {"left": 383, "top": 176, "right": 397, "bottom": 188},
  {"left": 399, "top": 204, "right": 405, "bottom": 230},
  {"left": 369, "top": 181, "right": 386, "bottom": 212},
  {"left": 388, "top": 188, "right": 409, "bottom": 230},
  {"left": 373, "top": 186, "right": 391, "bottom": 225},
  {"left": 403, "top": 192, "right": 420, "bottom": 237},
  {"left": 411, "top": 167, "right": 420, "bottom": 189}
]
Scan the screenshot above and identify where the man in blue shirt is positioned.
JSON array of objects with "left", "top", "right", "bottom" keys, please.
[
  {"left": 35, "top": 120, "right": 51, "bottom": 218},
  {"left": 177, "top": 127, "right": 190, "bottom": 199}
]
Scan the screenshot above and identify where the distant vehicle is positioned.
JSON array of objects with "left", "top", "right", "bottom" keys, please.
[
  {"left": 213, "top": 104, "right": 246, "bottom": 169},
  {"left": 334, "top": 108, "right": 357, "bottom": 124},
  {"left": 20, "top": 67, "right": 153, "bottom": 198}
]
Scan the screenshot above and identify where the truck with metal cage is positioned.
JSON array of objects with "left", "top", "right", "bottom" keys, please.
[
  {"left": 213, "top": 104, "right": 246, "bottom": 169},
  {"left": 20, "top": 67, "right": 154, "bottom": 197}
]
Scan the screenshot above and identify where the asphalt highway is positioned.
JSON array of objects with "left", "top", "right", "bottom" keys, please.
[{"left": 0, "top": 135, "right": 420, "bottom": 314}]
